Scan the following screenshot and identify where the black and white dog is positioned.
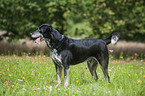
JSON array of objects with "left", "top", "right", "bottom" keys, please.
[{"left": 30, "top": 24, "right": 120, "bottom": 86}]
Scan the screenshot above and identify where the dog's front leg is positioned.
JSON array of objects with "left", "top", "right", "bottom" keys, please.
[
  {"left": 64, "top": 68, "right": 69, "bottom": 87},
  {"left": 55, "top": 65, "right": 62, "bottom": 85}
]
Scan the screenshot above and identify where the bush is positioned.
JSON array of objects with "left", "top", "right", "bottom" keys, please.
[
  {"left": 74, "top": 0, "right": 145, "bottom": 40},
  {"left": 0, "top": 0, "right": 67, "bottom": 41},
  {"left": 0, "top": 0, "right": 145, "bottom": 41}
]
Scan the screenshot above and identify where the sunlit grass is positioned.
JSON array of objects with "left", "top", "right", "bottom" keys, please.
[{"left": 0, "top": 55, "right": 145, "bottom": 96}]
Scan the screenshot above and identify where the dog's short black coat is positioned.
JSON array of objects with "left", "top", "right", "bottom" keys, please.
[{"left": 30, "top": 24, "right": 120, "bottom": 86}]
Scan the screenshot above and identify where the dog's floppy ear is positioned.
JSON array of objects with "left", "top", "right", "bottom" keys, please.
[
  {"left": 46, "top": 25, "right": 52, "bottom": 33},
  {"left": 40, "top": 24, "right": 52, "bottom": 33}
]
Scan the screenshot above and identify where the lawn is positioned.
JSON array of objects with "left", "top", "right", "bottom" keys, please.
[{"left": 0, "top": 55, "right": 145, "bottom": 96}]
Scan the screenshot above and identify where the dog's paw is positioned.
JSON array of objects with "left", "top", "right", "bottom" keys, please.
[{"left": 64, "top": 82, "right": 69, "bottom": 87}]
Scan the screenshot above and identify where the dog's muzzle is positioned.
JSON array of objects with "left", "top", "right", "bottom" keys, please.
[
  {"left": 30, "top": 31, "right": 43, "bottom": 44},
  {"left": 30, "top": 30, "right": 42, "bottom": 38}
]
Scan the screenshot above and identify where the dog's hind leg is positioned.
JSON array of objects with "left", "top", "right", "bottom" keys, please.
[
  {"left": 87, "top": 59, "right": 98, "bottom": 81},
  {"left": 96, "top": 51, "right": 110, "bottom": 83},
  {"left": 99, "top": 60, "right": 110, "bottom": 83}
]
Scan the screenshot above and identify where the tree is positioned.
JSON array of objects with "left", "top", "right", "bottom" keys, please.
[
  {"left": 0, "top": 0, "right": 67, "bottom": 41},
  {"left": 77, "top": 0, "right": 145, "bottom": 40},
  {"left": 0, "top": 0, "right": 145, "bottom": 42}
]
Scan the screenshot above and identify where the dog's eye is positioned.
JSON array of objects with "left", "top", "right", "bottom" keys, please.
[
  {"left": 38, "top": 29, "right": 43, "bottom": 33},
  {"left": 37, "top": 29, "right": 40, "bottom": 32}
]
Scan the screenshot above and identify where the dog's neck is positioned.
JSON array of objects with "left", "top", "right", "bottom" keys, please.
[
  {"left": 44, "top": 34, "right": 67, "bottom": 51},
  {"left": 45, "top": 38, "right": 52, "bottom": 48}
]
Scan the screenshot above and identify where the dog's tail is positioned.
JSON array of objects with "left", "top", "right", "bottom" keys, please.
[{"left": 103, "top": 31, "right": 120, "bottom": 45}]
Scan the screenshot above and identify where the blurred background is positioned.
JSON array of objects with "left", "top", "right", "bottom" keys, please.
[{"left": 0, "top": 0, "right": 145, "bottom": 59}]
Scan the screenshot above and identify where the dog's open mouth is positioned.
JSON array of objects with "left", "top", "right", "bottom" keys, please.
[
  {"left": 30, "top": 31, "right": 44, "bottom": 45},
  {"left": 35, "top": 37, "right": 42, "bottom": 45}
]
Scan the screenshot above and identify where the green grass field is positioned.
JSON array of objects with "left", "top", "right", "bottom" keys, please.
[{"left": 0, "top": 55, "right": 145, "bottom": 96}]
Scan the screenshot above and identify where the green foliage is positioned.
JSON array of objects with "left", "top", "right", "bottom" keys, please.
[
  {"left": 65, "top": 19, "right": 93, "bottom": 38},
  {"left": 0, "top": 0, "right": 145, "bottom": 41},
  {"left": 0, "top": 0, "right": 67, "bottom": 41},
  {"left": 81, "top": 0, "right": 145, "bottom": 40}
]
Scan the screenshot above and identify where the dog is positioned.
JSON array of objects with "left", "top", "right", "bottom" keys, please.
[{"left": 30, "top": 24, "right": 120, "bottom": 86}]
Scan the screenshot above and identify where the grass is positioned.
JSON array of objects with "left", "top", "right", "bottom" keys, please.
[{"left": 0, "top": 55, "right": 145, "bottom": 96}]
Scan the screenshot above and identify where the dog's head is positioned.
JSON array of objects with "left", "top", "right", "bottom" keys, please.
[
  {"left": 30, "top": 24, "right": 63, "bottom": 45},
  {"left": 31, "top": 24, "right": 52, "bottom": 38},
  {"left": 30, "top": 24, "right": 53, "bottom": 44}
]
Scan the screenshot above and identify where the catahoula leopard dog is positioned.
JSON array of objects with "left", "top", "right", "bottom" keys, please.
[{"left": 30, "top": 24, "right": 120, "bottom": 86}]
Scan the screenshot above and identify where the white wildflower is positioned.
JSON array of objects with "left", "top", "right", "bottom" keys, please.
[
  {"left": 18, "top": 79, "right": 23, "bottom": 81},
  {"left": 23, "top": 88, "right": 27, "bottom": 91},
  {"left": 49, "top": 86, "right": 52, "bottom": 92}
]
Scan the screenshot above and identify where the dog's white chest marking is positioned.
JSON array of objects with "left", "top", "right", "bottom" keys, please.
[
  {"left": 45, "top": 39, "right": 52, "bottom": 48},
  {"left": 50, "top": 49, "right": 62, "bottom": 66}
]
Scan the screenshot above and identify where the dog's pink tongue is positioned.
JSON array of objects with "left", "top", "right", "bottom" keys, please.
[{"left": 35, "top": 37, "right": 41, "bottom": 45}]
